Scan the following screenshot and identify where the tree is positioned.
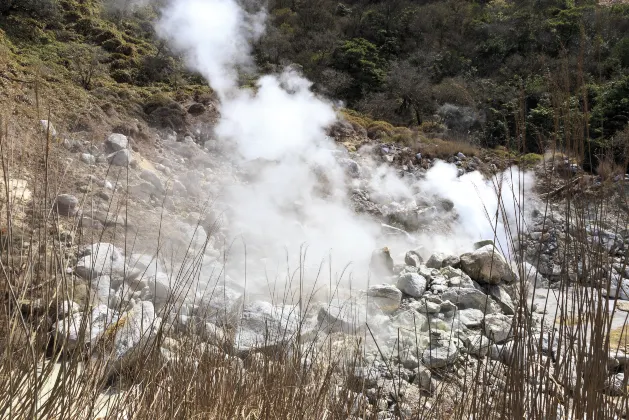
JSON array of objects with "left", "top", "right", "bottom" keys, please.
[
  {"left": 66, "top": 44, "right": 107, "bottom": 90},
  {"left": 331, "top": 37, "right": 385, "bottom": 103}
]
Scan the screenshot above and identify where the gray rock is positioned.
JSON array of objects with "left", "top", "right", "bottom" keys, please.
[
  {"left": 40, "top": 120, "right": 57, "bottom": 138},
  {"left": 409, "top": 298, "right": 441, "bottom": 314},
  {"left": 473, "top": 240, "right": 494, "bottom": 250},
  {"left": 106, "top": 133, "right": 129, "bottom": 152},
  {"left": 414, "top": 365, "right": 436, "bottom": 392},
  {"left": 80, "top": 153, "right": 96, "bottom": 165},
  {"left": 367, "top": 284, "right": 402, "bottom": 312},
  {"left": 483, "top": 313, "right": 513, "bottom": 343},
  {"left": 466, "top": 334, "right": 491, "bottom": 357},
  {"left": 404, "top": 250, "right": 423, "bottom": 267},
  {"left": 75, "top": 242, "right": 127, "bottom": 280},
  {"left": 396, "top": 273, "right": 427, "bottom": 298},
  {"left": 140, "top": 169, "right": 164, "bottom": 193},
  {"left": 441, "top": 288, "right": 499, "bottom": 313},
  {"left": 442, "top": 255, "right": 461, "bottom": 268},
  {"left": 234, "top": 301, "right": 298, "bottom": 353},
  {"left": 422, "top": 339, "right": 459, "bottom": 368},
  {"left": 108, "top": 150, "right": 133, "bottom": 167},
  {"left": 318, "top": 299, "right": 367, "bottom": 334},
  {"left": 370, "top": 248, "right": 394, "bottom": 277},
  {"left": 460, "top": 245, "right": 515, "bottom": 284},
  {"left": 457, "top": 308, "right": 485, "bottom": 328},
  {"left": 487, "top": 284, "right": 516, "bottom": 315},
  {"left": 55, "top": 194, "right": 79, "bottom": 216},
  {"left": 426, "top": 252, "right": 446, "bottom": 269}
]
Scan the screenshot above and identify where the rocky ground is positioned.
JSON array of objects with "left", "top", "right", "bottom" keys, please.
[{"left": 8, "top": 114, "right": 629, "bottom": 418}]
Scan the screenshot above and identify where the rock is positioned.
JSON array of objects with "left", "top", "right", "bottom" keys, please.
[
  {"left": 140, "top": 169, "right": 164, "bottom": 193},
  {"left": 487, "top": 284, "right": 516, "bottom": 315},
  {"left": 466, "top": 334, "right": 491, "bottom": 357},
  {"left": 318, "top": 299, "right": 368, "bottom": 334},
  {"left": 90, "top": 275, "right": 114, "bottom": 306},
  {"left": 106, "top": 133, "right": 129, "bottom": 152},
  {"left": 40, "top": 120, "right": 57, "bottom": 138},
  {"left": 404, "top": 250, "right": 423, "bottom": 267},
  {"left": 605, "top": 373, "right": 625, "bottom": 396},
  {"left": 338, "top": 158, "right": 361, "bottom": 178},
  {"left": 483, "top": 314, "right": 513, "bottom": 343},
  {"left": 234, "top": 301, "right": 298, "bottom": 354},
  {"left": 108, "top": 150, "right": 133, "bottom": 167},
  {"left": 441, "top": 288, "right": 499, "bottom": 313},
  {"left": 105, "top": 301, "right": 159, "bottom": 372},
  {"left": 409, "top": 298, "right": 441, "bottom": 314},
  {"left": 54, "top": 194, "right": 79, "bottom": 216},
  {"left": 473, "top": 240, "right": 495, "bottom": 250},
  {"left": 422, "top": 339, "right": 459, "bottom": 368},
  {"left": 457, "top": 309, "right": 485, "bottom": 328},
  {"left": 426, "top": 252, "right": 450, "bottom": 269},
  {"left": 197, "top": 284, "right": 244, "bottom": 327},
  {"left": 80, "top": 153, "right": 96, "bottom": 165},
  {"left": 396, "top": 273, "right": 427, "bottom": 298},
  {"left": 459, "top": 245, "right": 515, "bottom": 285},
  {"left": 187, "top": 103, "right": 206, "bottom": 116},
  {"left": 442, "top": 255, "right": 460, "bottom": 268},
  {"left": 367, "top": 284, "right": 402, "bottom": 312},
  {"left": 51, "top": 300, "right": 81, "bottom": 320},
  {"left": 414, "top": 365, "right": 436, "bottom": 392},
  {"left": 75, "top": 243, "right": 127, "bottom": 280},
  {"left": 52, "top": 304, "right": 115, "bottom": 351},
  {"left": 370, "top": 248, "right": 394, "bottom": 277}
]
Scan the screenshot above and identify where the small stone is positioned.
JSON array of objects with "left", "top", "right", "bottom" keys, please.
[
  {"left": 80, "top": 153, "right": 96, "bottom": 165},
  {"left": 55, "top": 194, "right": 79, "bottom": 216}
]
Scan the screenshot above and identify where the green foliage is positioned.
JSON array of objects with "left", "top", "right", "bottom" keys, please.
[
  {"left": 332, "top": 38, "right": 385, "bottom": 103},
  {"left": 591, "top": 75, "right": 629, "bottom": 139}
]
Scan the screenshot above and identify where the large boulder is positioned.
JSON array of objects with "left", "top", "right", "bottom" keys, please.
[
  {"left": 460, "top": 245, "right": 515, "bottom": 284},
  {"left": 396, "top": 272, "right": 427, "bottom": 298}
]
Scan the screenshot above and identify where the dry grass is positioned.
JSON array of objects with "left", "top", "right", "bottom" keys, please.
[{"left": 417, "top": 137, "right": 480, "bottom": 159}]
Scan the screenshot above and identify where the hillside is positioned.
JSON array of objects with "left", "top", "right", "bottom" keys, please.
[{"left": 0, "top": 1, "right": 629, "bottom": 420}]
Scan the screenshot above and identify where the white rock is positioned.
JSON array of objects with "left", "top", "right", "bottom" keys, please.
[
  {"left": 106, "top": 133, "right": 129, "bottom": 152},
  {"left": 422, "top": 339, "right": 459, "bottom": 368},
  {"left": 80, "top": 153, "right": 96, "bottom": 165},
  {"left": 466, "top": 334, "right": 491, "bottom": 357},
  {"left": 75, "top": 243, "right": 126, "bottom": 280},
  {"left": 140, "top": 169, "right": 164, "bottom": 193},
  {"left": 396, "top": 273, "right": 427, "bottom": 298}
]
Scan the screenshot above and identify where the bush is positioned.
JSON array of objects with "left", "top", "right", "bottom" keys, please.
[{"left": 366, "top": 120, "right": 394, "bottom": 139}]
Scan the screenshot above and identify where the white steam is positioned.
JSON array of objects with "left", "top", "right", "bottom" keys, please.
[
  {"left": 157, "top": 0, "right": 265, "bottom": 96},
  {"left": 155, "top": 0, "right": 535, "bottom": 296}
]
